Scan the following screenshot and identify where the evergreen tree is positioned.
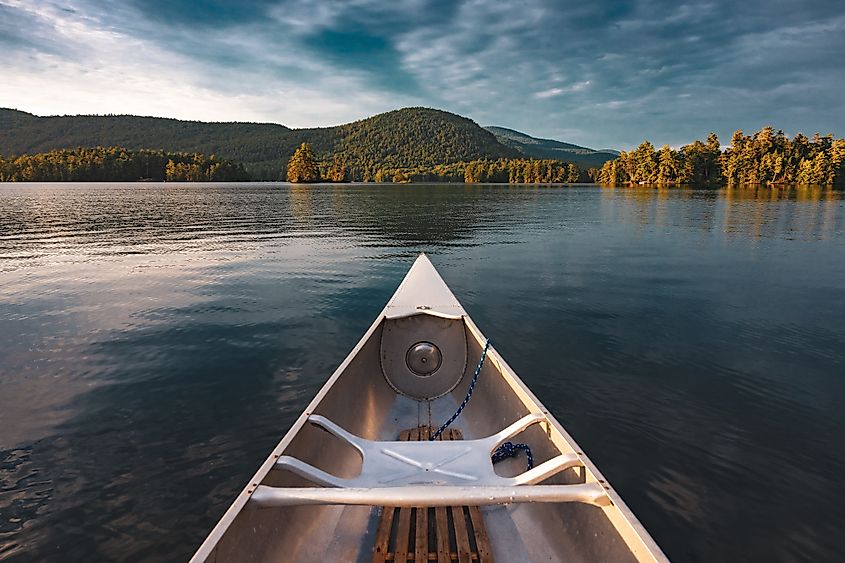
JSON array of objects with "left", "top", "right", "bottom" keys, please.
[
  {"left": 286, "top": 143, "right": 318, "bottom": 183},
  {"left": 831, "top": 139, "right": 845, "bottom": 183},
  {"left": 703, "top": 132, "right": 722, "bottom": 181},
  {"left": 632, "top": 141, "right": 657, "bottom": 183},
  {"left": 566, "top": 163, "right": 580, "bottom": 182},
  {"left": 327, "top": 157, "right": 347, "bottom": 182},
  {"left": 657, "top": 145, "right": 678, "bottom": 185}
]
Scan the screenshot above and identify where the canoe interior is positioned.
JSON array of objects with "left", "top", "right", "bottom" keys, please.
[{"left": 196, "top": 313, "right": 661, "bottom": 562}]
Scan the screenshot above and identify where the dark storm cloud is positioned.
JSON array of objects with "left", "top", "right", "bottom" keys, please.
[{"left": 2, "top": 0, "right": 843, "bottom": 148}]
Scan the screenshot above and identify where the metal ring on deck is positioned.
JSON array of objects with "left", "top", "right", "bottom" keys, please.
[{"left": 406, "top": 341, "right": 442, "bottom": 376}]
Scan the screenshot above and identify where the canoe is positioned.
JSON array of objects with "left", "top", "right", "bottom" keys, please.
[{"left": 191, "top": 254, "right": 668, "bottom": 562}]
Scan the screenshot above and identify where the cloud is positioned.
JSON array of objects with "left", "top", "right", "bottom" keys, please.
[
  {"left": 0, "top": 0, "right": 843, "bottom": 149},
  {"left": 0, "top": 0, "right": 420, "bottom": 126},
  {"left": 535, "top": 88, "right": 564, "bottom": 99},
  {"left": 534, "top": 82, "right": 591, "bottom": 99}
]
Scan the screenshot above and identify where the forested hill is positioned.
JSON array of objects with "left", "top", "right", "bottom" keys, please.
[
  {"left": 484, "top": 126, "right": 618, "bottom": 168},
  {"left": 330, "top": 108, "right": 518, "bottom": 180},
  {"left": 0, "top": 107, "right": 522, "bottom": 180},
  {"left": 0, "top": 108, "right": 293, "bottom": 180}
]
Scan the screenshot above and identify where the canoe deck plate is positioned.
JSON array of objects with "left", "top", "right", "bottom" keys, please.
[
  {"left": 381, "top": 314, "right": 467, "bottom": 400},
  {"left": 372, "top": 427, "right": 494, "bottom": 563}
]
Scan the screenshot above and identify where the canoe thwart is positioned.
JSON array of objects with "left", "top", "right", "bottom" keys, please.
[{"left": 249, "top": 483, "right": 611, "bottom": 508}]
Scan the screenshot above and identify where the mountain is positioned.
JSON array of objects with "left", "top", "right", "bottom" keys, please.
[
  {"left": 0, "top": 107, "right": 519, "bottom": 180},
  {"left": 0, "top": 108, "right": 298, "bottom": 180},
  {"left": 484, "top": 126, "right": 618, "bottom": 168},
  {"left": 331, "top": 108, "right": 517, "bottom": 173}
]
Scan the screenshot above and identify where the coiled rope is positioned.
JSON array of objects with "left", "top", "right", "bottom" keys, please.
[
  {"left": 491, "top": 441, "right": 534, "bottom": 469},
  {"left": 430, "top": 338, "right": 534, "bottom": 470}
]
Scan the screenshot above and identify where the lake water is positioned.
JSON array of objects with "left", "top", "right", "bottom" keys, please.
[{"left": 1, "top": 183, "right": 844, "bottom": 562}]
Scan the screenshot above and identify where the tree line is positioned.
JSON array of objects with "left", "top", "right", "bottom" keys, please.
[
  {"left": 286, "top": 142, "right": 587, "bottom": 183},
  {"left": 0, "top": 147, "right": 250, "bottom": 182},
  {"left": 597, "top": 127, "right": 845, "bottom": 186}
]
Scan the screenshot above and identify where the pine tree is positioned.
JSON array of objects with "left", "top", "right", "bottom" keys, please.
[
  {"left": 165, "top": 159, "right": 179, "bottom": 181},
  {"left": 327, "top": 156, "right": 347, "bottom": 182},
  {"left": 287, "top": 143, "right": 319, "bottom": 183},
  {"left": 633, "top": 141, "right": 657, "bottom": 183},
  {"left": 566, "top": 163, "right": 580, "bottom": 183},
  {"left": 830, "top": 139, "right": 845, "bottom": 185},
  {"left": 657, "top": 145, "right": 678, "bottom": 185},
  {"left": 704, "top": 132, "right": 721, "bottom": 182}
]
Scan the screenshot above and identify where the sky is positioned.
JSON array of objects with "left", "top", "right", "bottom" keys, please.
[{"left": 1, "top": 0, "right": 843, "bottom": 150}]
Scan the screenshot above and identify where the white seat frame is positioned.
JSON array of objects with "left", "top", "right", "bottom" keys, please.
[{"left": 250, "top": 413, "right": 610, "bottom": 508}]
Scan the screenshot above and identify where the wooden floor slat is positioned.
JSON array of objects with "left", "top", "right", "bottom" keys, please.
[
  {"left": 414, "top": 506, "right": 428, "bottom": 562},
  {"left": 468, "top": 506, "right": 493, "bottom": 563},
  {"left": 373, "top": 506, "right": 395, "bottom": 563},
  {"left": 371, "top": 426, "right": 494, "bottom": 563},
  {"left": 394, "top": 504, "right": 413, "bottom": 563},
  {"left": 434, "top": 507, "right": 450, "bottom": 563},
  {"left": 451, "top": 506, "right": 472, "bottom": 563}
]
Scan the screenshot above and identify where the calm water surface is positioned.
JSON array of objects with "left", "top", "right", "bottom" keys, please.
[{"left": 1, "top": 183, "right": 844, "bottom": 562}]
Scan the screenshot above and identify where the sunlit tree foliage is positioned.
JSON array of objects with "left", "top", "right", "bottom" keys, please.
[
  {"left": 598, "top": 127, "right": 844, "bottom": 186},
  {"left": 0, "top": 147, "right": 248, "bottom": 182},
  {"left": 286, "top": 143, "right": 319, "bottom": 183}
]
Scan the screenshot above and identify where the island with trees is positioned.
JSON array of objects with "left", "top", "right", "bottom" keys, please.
[{"left": 597, "top": 127, "right": 845, "bottom": 187}]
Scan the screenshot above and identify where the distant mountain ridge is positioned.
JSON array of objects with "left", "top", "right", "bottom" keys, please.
[
  {"left": 0, "top": 107, "right": 614, "bottom": 180},
  {"left": 484, "top": 126, "right": 618, "bottom": 168}
]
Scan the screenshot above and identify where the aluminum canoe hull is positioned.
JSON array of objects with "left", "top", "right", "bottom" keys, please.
[{"left": 191, "top": 254, "right": 667, "bottom": 562}]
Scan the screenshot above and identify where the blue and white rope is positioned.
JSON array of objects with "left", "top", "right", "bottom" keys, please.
[
  {"left": 491, "top": 441, "right": 534, "bottom": 470},
  {"left": 430, "top": 338, "right": 491, "bottom": 441},
  {"left": 430, "top": 338, "right": 534, "bottom": 471}
]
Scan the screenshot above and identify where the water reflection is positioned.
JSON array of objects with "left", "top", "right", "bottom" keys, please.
[{"left": 1, "top": 183, "right": 844, "bottom": 562}]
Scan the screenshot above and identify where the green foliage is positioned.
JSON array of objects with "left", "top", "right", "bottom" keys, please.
[
  {"left": 319, "top": 156, "right": 347, "bottom": 183},
  {"left": 0, "top": 146, "right": 585, "bottom": 185},
  {"left": 721, "top": 129, "right": 842, "bottom": 185},
  {"left": 657, "top": 145, "right": 679, "bottom": 184},
  {"left": 598, "top": 127, "right": 844, "bottom": 187},
  {"left": 0, "top": 146, "right": 249, "bottom": 182},
  {"left": 286, "top": 143, "right": 319, "bottom": 183},
  {"left": 599, "top": 140, "right": 672, "bottom": 186},
  {"left": 335, "top": 158, "right": 585, "bottom": 184}
]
